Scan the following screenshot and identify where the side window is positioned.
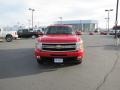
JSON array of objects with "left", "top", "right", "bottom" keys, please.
[
  {"left": 18, "top": 30, "right": 23, "bottom": 33},
  {"left": 37, "top": 30, "right": 41, "bottom": 32},
  {"left": 23, "top": 29, "right": 29, "bottom": 32}
]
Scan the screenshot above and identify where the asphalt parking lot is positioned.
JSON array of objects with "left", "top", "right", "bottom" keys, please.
[{"left": 0, "top": 35, "right": 120, "bottom": 90}]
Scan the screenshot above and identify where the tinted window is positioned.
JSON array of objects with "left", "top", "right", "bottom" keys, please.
[
  {"left": 23, "top": 29, "right": 29, "bottom": 32},
  {"left": 18, "top": 30, "right": 23, "bottom": 33},
  {"left": 46, "top": 26, "right": 74, "bottom": 34}
]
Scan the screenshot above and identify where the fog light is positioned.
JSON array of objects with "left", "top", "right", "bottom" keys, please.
[
  {"left": 77, "top": 56, "right": 82, "bottom": 60},
  {"left": 37, "top": 56, "right": 41, "bottom": 59}
]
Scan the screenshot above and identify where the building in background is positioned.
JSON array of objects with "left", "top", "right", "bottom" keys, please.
[{"left": 55, "top": 20, "right": 98, "bottom": 32}]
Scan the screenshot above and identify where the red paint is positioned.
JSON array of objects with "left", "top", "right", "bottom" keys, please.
[{"left": 35, "top": 25, "right": 85, "bottom": 63}]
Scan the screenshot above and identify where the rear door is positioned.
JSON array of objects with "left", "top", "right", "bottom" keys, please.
[{"left": 23, "top": 29, "right": 32, "bottom": 37}]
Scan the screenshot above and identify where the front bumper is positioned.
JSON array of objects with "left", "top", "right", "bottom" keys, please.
[
  {"left": 13, "top": 35, "right": 18, "bottom": 39},
  {"left": 35, "top": 49, "right": 84, "bottom": 59}
]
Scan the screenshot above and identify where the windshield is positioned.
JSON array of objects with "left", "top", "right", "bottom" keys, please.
[{"left": 46, "top": 26, "right": 74, "bottom": 35}]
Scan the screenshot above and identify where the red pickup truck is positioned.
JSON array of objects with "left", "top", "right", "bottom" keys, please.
[{"left": 35, "top": 25, "right": 84, "bottom": 64}]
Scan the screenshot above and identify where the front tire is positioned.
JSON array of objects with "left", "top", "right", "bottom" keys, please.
[{"left": 5, "top": 35, "right": 13, "bottom": 42}]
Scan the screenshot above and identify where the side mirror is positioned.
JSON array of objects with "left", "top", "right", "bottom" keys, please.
[{"left": 38, "top": 32, "right": 44, "bottom": 36}]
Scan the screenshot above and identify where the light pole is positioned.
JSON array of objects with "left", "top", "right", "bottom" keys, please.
[
  {"left": 29, "top": 8, "right": 35, "bottom": 30},
  {"left": 59, "top": 17, "right": 63, "bottom": 24},
  {"left": 115, "top": 0, "right": 119, "bottom": 38},
  {"left": 28, "top": 19, "right": 31, "bottom": 29},
  {"left": 105, "top": 9, "right": 113, "bottom": 32},
  {"left": 105, "top": 18, "right": 108, "bottom": 30}
]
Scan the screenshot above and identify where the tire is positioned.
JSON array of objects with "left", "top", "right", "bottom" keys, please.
[
  {"left": 37, "top": 59, "right": 44, "bottom": 64},
  {"left": 5, "top": 35, "right": 13, "bottom": 42}
]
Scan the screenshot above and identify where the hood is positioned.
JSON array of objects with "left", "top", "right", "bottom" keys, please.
[{"left": 38, "top": 35, "right": 81, "bottom": 43}]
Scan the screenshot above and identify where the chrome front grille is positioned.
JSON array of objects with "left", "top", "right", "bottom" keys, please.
[{"left": 42, "top": 43, "right": 76, "bottom": 51}]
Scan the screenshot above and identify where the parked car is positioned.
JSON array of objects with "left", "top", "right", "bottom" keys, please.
[
  {"left": 89, "top": 32, "right": 94, "bottom": 35},
  {"left": 35, "top": 25, "right": 85, "bottom": 64},
  {"left": 0, "top": 28, "right": 18, "bottom": 42},
  {"left": 112, "top": 26, "right": 120, "bottom": 38},
  {"left": 17, "top": 29, "right": 43, "bottom": 38},
  {"left": 75, "top": 31, "right": 83, "bottom": 35},
  {"left": 100, "top": 31, "right": 108, "bottom": 35},
  {"left": 109, "top": 29, "right": 120, "bottom": 37},
  {"left": 109, "top": 30, "right": 115, "bottom": 35}
]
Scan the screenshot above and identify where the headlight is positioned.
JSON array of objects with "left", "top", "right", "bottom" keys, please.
[
  {"left": 76, "top": 41, "right": 83, "bottom": 50},
  {"left": 35, "top": 40, "right": 42, "bottom": 50}
]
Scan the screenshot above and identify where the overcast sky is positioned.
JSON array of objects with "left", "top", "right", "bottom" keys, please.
[{"left": 0, "top": 0, "right": 118, "bottom": 28}]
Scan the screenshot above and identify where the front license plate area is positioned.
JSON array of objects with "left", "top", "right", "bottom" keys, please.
[{"left": 54, "top": 58, "right": 63, "bottom": 63}]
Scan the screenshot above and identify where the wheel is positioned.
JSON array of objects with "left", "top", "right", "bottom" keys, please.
[
  {"left": 37, "top": 59, "right": 44, "bottom": 64},
  {"left": 5, "top": 35, "right": 13, "bottom": 42},
  {"left": 31, "top": 35, "right": 36, "bottom": 39},
  {"left": 14, "top": 37, "right": 17, "bottom": 40}
]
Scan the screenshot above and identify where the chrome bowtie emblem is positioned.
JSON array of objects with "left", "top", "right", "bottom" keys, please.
[{"left": 55, "top": 45, "right": 63, "bottom": 49}]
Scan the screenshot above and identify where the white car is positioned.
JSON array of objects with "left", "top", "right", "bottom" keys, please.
[
  {"left": 109, "top": 30, "right": 120, "bottom": 35},
  {"left": 0, "top": 28, "right": 18, "bottom": 42}
]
